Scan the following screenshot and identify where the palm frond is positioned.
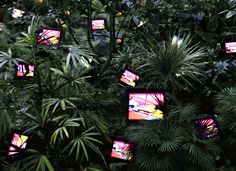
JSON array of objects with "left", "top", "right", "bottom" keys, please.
[
  {"left": 0, "top": 48, "right": 25, "bottom": 69},
  {"left": 215, "top": 86, "right": 236, "bottom": 113},
  {"left": 0, "top": 109, "right": 12, "bottom": 138},
  {"left": 15, "top": 15, "right": 41, "bottom": 48},
  {"left": 63, "top": 127, "right": 104, "bottom": 163},
  {"left": 63, "top": 45, "right": 98, "bottom": 69},
  {"left": 137, "top": 33, "right": 206, "bottom": 91},
  {"left": 168, "top": 103, "right": 199, "bottom": 121},
  {"left": 50, "top": 115, "right": 83, "bottom": 145}
]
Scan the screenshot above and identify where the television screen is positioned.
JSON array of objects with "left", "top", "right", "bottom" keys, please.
[
  {"left": 127, "top": 90, "right": 165, "bottom": 120},
  {"left": 120, "top": 69, "right": 140, "bottom": 87},
  {"left": 111, "top": 140, "right": 134, "bottom": 161},
  {"left": 37, "top": 28, "right": 61, "bottom": 47},
  {"left": 16, "top": 63, "right": 35, "bottom": 77},
  {"left": 91, "top": 19, "right": 106, "bottom": 31},
  {"left": 194, "top": 117, "right": 219, "bottom": 139},
  {"left": 225, "top": 42, "right": 236, "bottom": 54},
  {"left": 8, "top": 133, "right": 28, "bottom": 156},
  {"left": 12, "top": 8, "right": 25, "bottom": 19}
]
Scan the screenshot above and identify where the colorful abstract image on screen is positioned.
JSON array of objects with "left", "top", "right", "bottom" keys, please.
[
  {"left": 225, "top": 42, "right": 236, "bottom": 54},
  {"left": 128, "top": 92, "right": 164, "bottom": 120},
  {"left": 37, "top": 29, "right": 61, "bottom": 46},
  {"left": 91, "top": 19, "right": 105, "bottom": 30},
  {"left": 120, "top": 69, "right": 140, "bottom": 87},
  {"left": 8, "top": 133, "right": 28, "bottom": 156},
  {"left": 17, "top": 63, "right": 34, "bottom": 77},
  {"left": 195, "top": 118, "right": 219, "bottom": 139},
  {"left": 12, "top": 9, "right": 25, "bottom": 18},
  {"left": 111, "top": 140, "right": 133, "bottom": 160}
]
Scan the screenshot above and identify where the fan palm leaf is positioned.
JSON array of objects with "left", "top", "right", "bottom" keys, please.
[
  {"left": 63, "top": 45, "right": 98, "bottom": 69},
  {"left": 50, "top": 114, "right": 83, "bottom": 144},
  {"left": 215, "top": 86, "right": 236, "bottom": 113},
  {"left": 138, "top": 34, "right": 206, "bottom": 91},
  {"left": 0, "top": 48, "right": 25, "bottom": 68},
  {"left": 16, "top": 15, "right": 41, "bottom": 48},
  {"left": 63, "top": 127, "right": 104, "bottom": 163}
]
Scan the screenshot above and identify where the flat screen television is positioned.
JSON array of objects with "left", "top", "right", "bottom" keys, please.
[
  {"left": 127, "top": 89, "right": 165, "bottom": 120},
  {"left": 16, "top": 63, "right": 35, "bottom": 78},
  {"left": 111, "top": 139, "right": 135, "bottom": 161},
  {"left": 225, "top": 42, "right": 236, "bottom": 54},
  {"left": 8, "top": 132, "right": 28, "bottom": 157},
  {"left": 194, "top": 117, "right": 219, "bottom": 139},
  {"left": 119, "top": 69, "right": 140, "bottom": 87},
  {"left": 37, "top": 28, "right": 61, "bottom": 47},
  {"left": 91, "top": 19, "right": 106, "bottom": 31},
  {"left": 12, "top": 8, "right": 25, "bottom": 19}
]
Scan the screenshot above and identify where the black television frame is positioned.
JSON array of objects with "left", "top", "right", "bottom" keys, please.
[
  {"left": 193, "top": 116, "right": 220, "bottom": 140},
  {"left": 125, "top": 88, "right": 166, "bottom": 121},
  {"left": 110, "top": 137, "right": 136, "bottom": 162},
  {"left": 119, "top": 68, "right": 140, "bottom": 87},
  {"left": 36, "top": 27, "right": 62, "bottom": 48},
  {"left": 7, "top": 129, "right": 29, "bottom": 161},
  {"left": 224, "top": 41, "right": 236, "bottom": 56},
  {"left": 14, "top": 62, "right": 35, "bottom": 79},
  {"left": 91, "top": 18, "right": 107, "bottom": 31}
]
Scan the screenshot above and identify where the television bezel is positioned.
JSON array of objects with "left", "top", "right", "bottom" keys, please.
[
  {"left": 193, "top": 116, "right": 220, "bottom": 140},
  {"left": 37, "top": 27, "right": 62, "bottom": 48},
  {"left": 110, "top": 137, "right": 136, "bottom": 162},
  {"left": 7, "top": 130, "right": 29, "bottom": 160},
  {"left": 119, "top": 68, "right": 140, "bottom": 87},
  {"left": 224, "top": 41, "right": 236, "bottom": 55},
  {"left": 15, "top": 62, "right": 35, "bottom": 79},
  {"left": 126, "top": 88, "right": 166, "bottom": 121},
  {"left": 91, "top": 18, "right": 106, "bottom": 31}
]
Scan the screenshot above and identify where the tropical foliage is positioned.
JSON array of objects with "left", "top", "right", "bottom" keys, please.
[{"left": 0, "top": 0, "right": 235, "bottom": 171}]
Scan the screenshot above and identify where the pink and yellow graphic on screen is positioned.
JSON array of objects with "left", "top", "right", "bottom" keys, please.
[
  {"left": 128, "top": 93, "right": 164, "bottom": 120},
  {"left": 92, "top": 20, "right": 105, "bottom": 30},
  {"left": 38, "top": 29, "right": 61, "bottom": 46},
  {"left": 225, "top": 42, "right": 236, "bottom": 54},
  {"left": 8, "top": 133, "right": 28, "bottom": 156},
  {"left": 111, "top": 140, "right": 133, "bottom": 160},
  {"left": 17, "top": 64, "right": 34, "bottom": 77},
  {"left": 120, "top": 70, "right": 140, "bottom": 87}
]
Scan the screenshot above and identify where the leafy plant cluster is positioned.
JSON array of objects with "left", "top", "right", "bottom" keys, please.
[{"left": 0, "top": 0, "right": 236, "bottom": 171}]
